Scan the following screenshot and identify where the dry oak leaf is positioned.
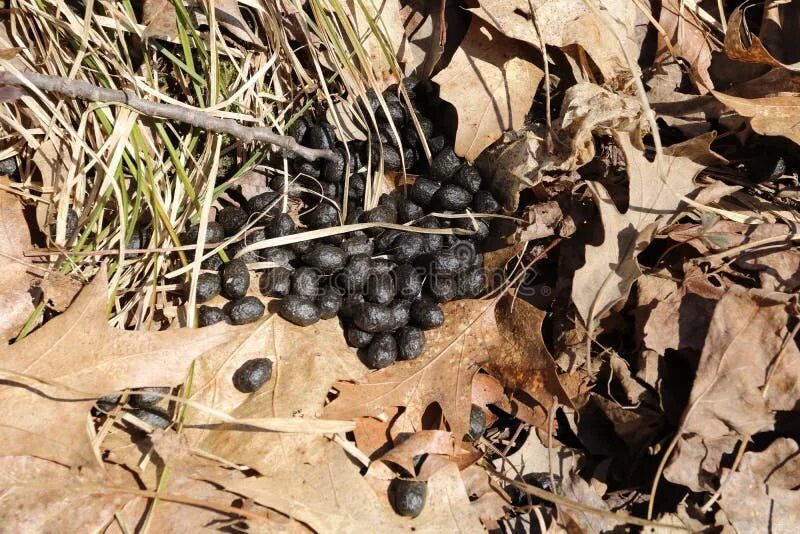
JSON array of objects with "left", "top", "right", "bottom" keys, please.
[
  {"left": 432, "top": 16, "right": 543, "bottom": 162},
  {"left": 658, "top": 0, "right": 717, "bottom": 92},
  {"left": 664, "top": 287, "right": 800, "bottom": 491},
  {"left": 572, "top": 132, "right": 722, "bottom": 333},
  {"left": 719, "top": 438, "right": 800, "bottom": 533},
  {"left": 324, "top": 296, "right": 569, "bottom": 441},
  {"left": 141, "top": 0, "right": 179, "bottom": 41},
  {"left": 192, "top": 312, "right": 366, "bottom": 473},
  {"left": 0, "top": 188, "right": 36, "bottom": 344},
  {"left": 713, "top": 90, "right": 800, "bottom": 146},
  {"left": 376, "top": 430, "right": 472, "bottom": 475},
  {"left": 0, "top": 267, "right": 263, "bottom": 467},
  {"left": 724, "top": 5, "right": 800, "bottom": 72},
  {"left": 222, "top": 441, "right": 483, "bottom": 533},
  {"left": 469, "top": 0, "right": 639, "bottom": 84}
]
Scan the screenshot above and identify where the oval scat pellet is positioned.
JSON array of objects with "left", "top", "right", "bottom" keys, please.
[
  {"left": 404, "top": 116, "right": 433, "bottom": 147},
  {"left": 348, "top": 174, "right": 366, "bottom": 199},
  {"left": 363, "top": 332, "right": 398, "bottom": 369},
  {"left": 296, "top": 160, "right": 321, "bottom": 179},
  {"left": 288, "top": 117, "right": 308, "bottom": 143},
  {"left": 290, "top": 237, "right": 314, "bottom": 255},
  {"left": 428, "top": 136, "right": 446, "bottom": 155},
  {"left": 431, "top": 250, "right": 462, "bottom": 276},
  {"left": 323, "top": 150, "right": 347, "bottom": 182},
  {"left": 198, "top": 305, "right": 226, "bottom": 327},
  {"left": 317, "top": 289, "right": 343, "bottom": 319},
  {"left": 302, "top": 243, "right": 347, "bottom": 273},
  {"left": 260, "top": 246, "right": 296, "bottom": 267},
  {"left": 389, "top": 299, "right": 411, "bottom": 329},
  {"left": 338, "top": 254, "right": 372, "bottom": 293},
  {"left": 434, "top": 184, "right": 473, "bottom": 211},
  {"left": 246, "top": 191, "right": 281, "bottom": 217},
  {"left": 183, "top": 221, "right": 224, "bottom": 244},
  {"left": 372, "top": 144, "right": 402, "bottom": 171},
  {"left": 224, "top": 296, "right": 265, "bottom": 325},
  {"left": 360, "top": 204, "right": 398, "bottom": 236},
  {"left": 396, "top": 326, "right": 425, "bottom": 360},
  {"left": 397, "top": 198, "right": 425, "bottom": 223},
  {"left": 260, "top": 267, "right": 292, "bottom": 297},
  {"left": 0, "top": 156, "right": 18, "bottom": 177},
  {"left": 430, "top": 146, "right": 463, "bottom": 181},
  {"left": 217, "top": 206, "right": 248, "bottom": 236},
  {"left": 408, "top": 177, "right": 441, "bottom": 207},
  {"left": 429, "top": 275, "right": 458, "bottom": 302},
  {"left": 453, "top": 165, "right": 482, "bottom": 194},
  {"left": 352, "top": 302, "right": 395, "bottom": 333},
  {"left": 410, "top": 299, "right": 445, "bottom": 329},
  {"left": 292, "top": 266, "right": 321, "bottom": 297},
  {"left": 346, "top": 326, "right": 374, "bottom": 348},
  {"left": 221, "top": 259, "right": 250, "bottom": 300},
  {"left": 451, "top": 240, "right": 477, "bottom": 272},
  {"left": 279, "top": 295, "right": 321, "bottom": 326},
  {"left": 472, "top": 190, "right": 501, "bottom": 214},
  {"left": 302, "top": 202, "right": 339, "bottom": 229},
  {"left": 394, "top": 264, "right": 423, "bottom": 299},
  {"left": 457, "top": 268, "right": 485, "bottom": 298},
  {"left": 193, "top": 273, "right": 221, "bottom": 303},
  {"left": 366, "top": 272, "right": 396, "bottom": 305},
  {"left": 338, "top": 292, "right": 366, "bottom": 321},
  {"left": 307, "top": 124, "right": 333, "bottom": 150},
  {"left": 128, "top": 408, "right": 171, "bottom": 429},
  {"left": 265, "top": 213, "right": 296, "bottom": 238},
  {"left": 452, "top": 217, "right": 489, "bottom": 242},
  {"left": 342, "top": 234, "right": 374, "bottom": 257},
  {"left": 373, "top": 230, "right": 400, "bottom": 254},
  {"left": 232, "top": 358, "right": 273, "bottom": 393},
  {"left": 417, "top": 218, "right": 444, "bottom": 253},
  {"left": 371, "top": 259, "right": 396, "bottom": 275},
  {"left": 465, "top": 404, "right": 487, "bottom": 442},
  {"left": 129, "top": 387, "right": 170, "bottom": 409},
  {"left": 392, "top": 233, "right": 425, "bottom": 263},
  {"left": 390, "top": 479, "right": 427, "bottom": 518},
  {"left": 201, "top": 253, "right": 224, "bottom": 271}
]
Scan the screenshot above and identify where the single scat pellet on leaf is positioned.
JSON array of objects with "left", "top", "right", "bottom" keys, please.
[
  {"left": 396, "top": 326, "right": 425, "bottom": 360},
  {"left": 129, "top": 387, "right": 170, "bottom": 409},
  {"left": 232, "top": 358, "right": 273, "bottom": 393},
  {"left": 465, "top": 404, "right": 487, "bottom": 442},
  {"left": 128, "top": 408, "right": 171, "bottom": 429},
  {"left": 317, "top": 289, "right": 343, "bottom": 319},
  {"left": 411, "top": 298, "right": 445, "bottom": 329},
  {"left": 292, "top": 266, "right": 321, "bottom": 297},
  {"left": 363, "top": 332, "right": 398, "bottom": 369},
  {"left": 346, "top": 326, "right": 374, "bottom": 348},
  {"left": 217, "top": 206, "right": 248, "bottom": 236},
  {"left": 434, "top": 184, "right": 473, "bottom": 211},
  {"left": 265, "top": 213, "right": 296, "bottom": 238},
  {"left": 389, "top": 479, "right": 427, "bottom": 518},
  {"left": 224, "top": 296, "right": 265, "bottom": 325},
  {"left": 198, "top": 305, "right": 226, "bottom": 327},
  {"left": 279, "top": 295, "right": 321, "bottom": 326},
  {"left": 302, "top": 243, "right": 348, "bottom": 273},
  {"left": 193, "top": 272, "right": 221, "bottom": 303},
  {"left": 260, "top": 267, "right": 292, "bottom": 297},
  {"left": 352, "top": 302, "right": 395, "bottom": 333},
  {"left": 221, "top": 259, "right": 250, "bottom": 300}
]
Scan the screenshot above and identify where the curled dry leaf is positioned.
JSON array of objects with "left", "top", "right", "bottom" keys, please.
[
  {"left": 713, "top": 90, "right": 800, "bottom": 146},
  {"left": 0, "top": 189, "right": 36, "bottom": 344},
  {"left": 572, "top": 132, "right": 722, "bottom": 335},
  {"left": 376, "top": 430, "right": 462, "bottom": 475},
  {"left": 324, "top": 295, "right": 569, "bottom": 441},
  {"left": 724, "top": 5, "right": 800, "bottom": 73},
  {"left": 0, "top": 267, "right": 263, "bottom": 467},
  {"left": 658, "top": 0, "right": 717, "bottom": 92},
  {"left": 432, "top": 16, "right": 542, "bottom": 162},
  {"left": 558, "top": 471, "right": 623, "bottom": 532},
  {"left": 664, "top": 287, "right": 800, "bottom": 491}
]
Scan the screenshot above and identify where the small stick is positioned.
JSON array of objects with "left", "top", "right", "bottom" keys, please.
[{"left": 0, "top": 70, "right": 337, "bottom": 162}]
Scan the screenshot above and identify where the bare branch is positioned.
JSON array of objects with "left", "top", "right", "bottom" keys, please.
[{"left": 0, "top": 70, "right": 337, "bottom": 162}]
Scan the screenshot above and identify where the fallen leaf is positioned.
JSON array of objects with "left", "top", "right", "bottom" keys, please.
[
  {"left": 713, "top": 90, "right": 800, "bottom": 145},
  {"left": 719, "top": 438, "right": 800, "bottom": 533},
  {"left": 0, "top": 267, "right": 263, "bottom": 466},
  {"left": 724, "top": 6, "right": 800, "bottom": 73},
  {"left": 658, "top": 0, "right": 717, "bottom": 91},
  {"left": 572, "top": 132, "right": 721, "bottom": 335},
  {"left": 39, "top": 272, "right": 83, "bottom": 312},
  {"left": 558, "top": 471, "right": 623, "bottom": 532},
  {"left": 324, "top": 295, "right": 568, "bottom": 441},
  {"left": 0, "top": 189, "right": 36, "bottom": 344},
  {"left": 142, "top": 0, "right": 179, "bottom": 41},
  {"left": 354, "top": 408, "right": 401, "bottom": 460},
  {"left": 460, "top": 465, "right": 508, "bottom": 529},
  {"left": 469, "top": 0, "right": 639, "bottom": 84},
  {"left": 432, "top": 17, "right": 542, "bottom": 162},
  {"left": 664, "top": 288, "right": 800, "bottom": 491},
  {"left": 377, "top": 430, "right": 461, "bottom": 474},
  {"left": 471, "top": 372, "right": 510, "bottom": 416},
  {"left": 215, "top": 0, "right": 264, "bottom": 47}
]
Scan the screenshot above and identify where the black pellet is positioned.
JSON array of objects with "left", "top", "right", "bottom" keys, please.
[
  {"left": 224, "top": 296, "right": 265, "bottom": 325},
  {"left": 307, "top": 124, "right": 333, "bottom": 150},
  {"left": 430, "top": 146, "right": 463, "bottom": 181},
  {"left": 394, "top": 264, "right": 423, "bottom": 299},
  {"left": 128, "top": 408, "right": 171, "bottom": 429},
  {"left": 363, "top": 332, "right": 398, "bottom": 369},
  {"left": 265, "top": 213, "right": 295, "bottom": 239},
  {"left": 457, "top": 268, "right": 485, "bottom": 298},
  {"left": 247, "top": 191, "right": 281, "bottom": 217},
  {"left": 408, "top": 177, "right": 441, "bottom": 207},
  {"left": 434, "top": 184, "right": 472, "bottom": 211},
  {"left": 129, "top": 387, "right": 169, "bottom": 409},
  {"left": 389, "top": 299, "right": 411, "bottom": 329},
  {"left": 193, "top": 272, "right": 221, "bottom": 303},
  {"left": 198, "top": 305, "right": 226, "bottom": 327},
  {"left": 183, "top": 221, "right": 224, "bottom": 244},
  {"left": 392, "top": 233, "right": 425, "bottom": 263},
  {"left": 292, "top": 266, "right": 321, "bottom": 297},
  {"left": 232, "top": 358, "right": 273, "bottom": 393},
  {"left": 346, "top": 327, "right": 374, "bottom": 348},
  {"left": 472, "top": 190, "right": 501, "bottom": 214},
  {"left": 302, "top": 202, "right": 340, "bottom": 229},
  {"left": 429, "top": 275, "right": 458, "bottom": 302},
  {"left": 260, "top": 246, "right": 296, "bottom": 267},
  {"left": 453, "top": 165, "right": 482, "bottom": 194},
  {"left": 396, "top": 327, "right": 425, "bottom": 360},
  {"left": 279, "top": 295, "right": 321, "bottom": 326},
  {"left": 389, "top": 479, "right": 427, "bottom": 518},
  {"left": 342, "top": 234, "right": 374, "bottom": 257},
  {"left": 353, "top": 302, "right": 395, "bottom": 333},
  {"left": 339, "top": 254, "right": 372, "bottom": 292},
  {"left": 217, "top": 206, "right": 248, "bottom": 236},
  {"left": 302, "top": 243, "right": 347, "bottom": 273},
  {"left": 366, "top": 272, "right": 396, "bottom": 305},
  {"left": 260, "top": 267, "right": 292, "bottom": 297},
  {"left": 465, "top": 404, "right": 486, "bottom": 442},
  {"left": 410, "top": 298, "right": 445, "bottom": 329},
  {"left": 397, "top": 198, "right": 425, "bottom": 223},
  {"left": 317, "top": 289, "right": 343, "bottom": 319}
]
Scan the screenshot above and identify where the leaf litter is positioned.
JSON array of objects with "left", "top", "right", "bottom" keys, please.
[{"left": 2, "top": 0, "right": 800, "bottom": 531}]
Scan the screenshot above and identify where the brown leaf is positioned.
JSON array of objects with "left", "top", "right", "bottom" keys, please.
[
  {"left": 724, "top": 6, "right": 800, "bottom": 72},
  {"left": 0, "top": 189, "right": 35, "bottom": 344},
  {"left": 39, "top": 273, "right": 83, "bottom": 312},
  {"left": 558, "top": 471, "right": 623, "bottom": 532},
  {"left": 215, "top": 0, "right": 264, "bottom": 46},
  {"left": 471, "top": 373, "right": 510, "bottom": 416},
  {"left": 664, "top": 288, "right": 800, "bottom": 490},
  {"left": 141, "top": 0, "right": 179, "bottom": 41},
  {"left": 719, "top": 438, "right": 800, "bottom": 533},
  {"left": 713, "top": 90, "right": 800, "bottom": 145},
  {"left": 324, "top": 296, "right": 567, "bottom": 441},
  {"left": 469, "top": 0, "right": 638, "bottom": 83},
  {"left": 432, "top": 17, "right": 542, "bottom": 162},
  {"left": 354, "top": 409, "right": 401, "bottom": 460},
  {"left": 377, "top": 430, "right": 462, "bottom": 474},
  {"left": 658, "top": 0, "right": 716, "bottom": 91},
  {"left": 0, "top": 267, "right": 263, "bottom": 466},
  {"left": 572, "top": 132, "right": 721, "bottom": 334}
]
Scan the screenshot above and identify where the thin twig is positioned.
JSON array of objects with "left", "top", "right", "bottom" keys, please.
[{"left": 0, "top": 70, "right": 337, "bottom": 162}]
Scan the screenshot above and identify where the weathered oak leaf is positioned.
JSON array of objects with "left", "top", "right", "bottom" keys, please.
[
  {"left": 0, "top": 267, "right": 263, "bottom": 467},
  {"left": 432, "top": 17, "right": 543, "bottom": 162},
  {"left": 713, "top": 90, "right": 800, "bottom": 148},
  {"left": 0, "top": 189, "right": 36, "bottom": 344}
]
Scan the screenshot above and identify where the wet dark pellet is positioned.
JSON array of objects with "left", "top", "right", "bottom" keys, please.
[{"left": 232, "top": 358, "right": 273, "bottom": 393}]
